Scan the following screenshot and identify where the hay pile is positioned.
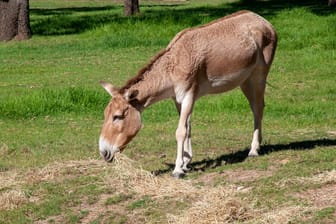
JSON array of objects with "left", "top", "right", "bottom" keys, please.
[
  {"left": 0, "top": 159, "right": 103, "bottom": 211},
  {"left": 4, "top": 153, "right": 333, "bottom": 223},
  {"left": 105, "top": 154, "right": 197, "bottom": 198},
  {"left": 167, "top": 188, "right": 252, "bottom": 224},
  {"left": 106, "top": 154, "right": 253, "bottom": 223},
  {"left": 108, "top": 155, "right": 336, "bottom": 223},
  {"left": 0, "top": 154, "right": 252, "bottom": 223}
]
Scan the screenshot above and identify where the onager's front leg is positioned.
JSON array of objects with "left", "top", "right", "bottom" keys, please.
[
  {"left": 174, "top": 100, "right": 193, "bottom": 172},
  {"left": 173, "top": 92, "right": 194, "bottom": 178},
  {"left": 182, "top": 115, "right": 192, "bottom": 171}
]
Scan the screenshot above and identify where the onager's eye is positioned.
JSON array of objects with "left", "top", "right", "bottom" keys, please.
[{"left": 112, "top": 114, "right": 124, "bottom": 123}]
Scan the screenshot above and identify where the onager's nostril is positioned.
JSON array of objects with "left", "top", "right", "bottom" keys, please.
[
  {"left": 101, "top": 150, "right": 115, "bottom": 163},
  {"left": 107, "top": 156, "right": 114, "bottom": 163},
  {"left": 105, "top": 150, "right": 111, "bottom": 161},
  {"left": 101, "top": 150, "right": 108, "bottom": 158}
]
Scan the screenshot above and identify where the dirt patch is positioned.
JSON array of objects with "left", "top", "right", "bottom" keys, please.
[
  {"left": 295, "top": 183, "right": 336, "bottom": 207},
  {"left": 198, "top": 169, "right": 274, "bottom": 185},
  {"left": 289, "top": 170, "right": 336, "bottom": 223},
  {"left": 221, "top": 169, "right": 274, "bottom": 183},
  {"left": 71, "top": 194, "right": 128, "bottom": 224},
  {"left": 287, "top": 170, "right": 336, "bottom": 207},
  {"left": 292, "top": 182, "right": 336, "bottom": 223},
  {"left": 252, "top": 205, "right": 309, "bottom": 224}
]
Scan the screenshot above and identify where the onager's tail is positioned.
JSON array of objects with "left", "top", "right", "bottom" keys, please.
[
  {"left": 262, "top": 25, "right": 277, "bottom": 66},
  {"left": 250, "top": 20, "right": 277, "bottom": 67}
]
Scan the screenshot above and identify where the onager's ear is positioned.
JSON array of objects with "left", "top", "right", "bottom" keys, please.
[
  {"left": 100, "top": 81, "right": 119, "bottom": 97},
  {"left": 124, "top": 89, "right": 139, "bottom": 102}
]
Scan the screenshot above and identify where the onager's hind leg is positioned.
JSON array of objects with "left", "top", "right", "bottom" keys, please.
[
  {"left": 174, "top": 100, "right": 192, "bottom": 171},
  {"left": 241, "top": 68, "right": 268, "bottom": 157}
]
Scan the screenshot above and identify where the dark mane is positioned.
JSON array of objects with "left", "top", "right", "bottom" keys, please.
[{"left": 119, "top": 49, "right": 167, "bottom": 93}]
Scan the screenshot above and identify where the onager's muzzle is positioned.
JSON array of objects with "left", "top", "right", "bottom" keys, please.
[{"left": 99, "top": 136, "right": 121, "bottom": 162}]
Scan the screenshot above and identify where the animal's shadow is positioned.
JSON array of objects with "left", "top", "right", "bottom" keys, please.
[{"left": 152, "top": 138, "right": 336, "bottom": 176}]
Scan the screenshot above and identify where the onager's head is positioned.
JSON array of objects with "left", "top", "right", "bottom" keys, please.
[{"left": 99, "top": 81, "right": 142, "bottom": 162}]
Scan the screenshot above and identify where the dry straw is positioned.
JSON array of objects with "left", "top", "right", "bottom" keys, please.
[
  {"left": 3, "top": 153, "right": 332, "bottom": 222},
  {"left": 0, "top": 153, "right": 253, "bottom": 221},
  {"left": 106, "top": 154, "right": 198, "bottom": 198},
  {"left": 0, "top": 190, "right": 27, "bottom": 210},
  {"left": 106, "top": 154, "right": 253, "bottom": 223}
]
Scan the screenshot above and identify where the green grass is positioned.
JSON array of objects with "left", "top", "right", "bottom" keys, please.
[
  {"left": 0, "top": 87, "right": 108, "bottom": 119},
  {"left": 105, "top": 193, "right": 133, "bottom": 205},
  {"left": 127, "top": 196, "right": 153, "bottom": 210},
  {"left": 0, "top": 0, "right": 335, "bottom": 223}
]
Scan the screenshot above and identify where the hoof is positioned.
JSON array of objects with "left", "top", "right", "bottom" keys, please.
[
  {"left": 248, "top": 151, "right": 259, "bottom": 157},
  {"left": 172, "top": 172, "right": 185, "bottom": 179}
]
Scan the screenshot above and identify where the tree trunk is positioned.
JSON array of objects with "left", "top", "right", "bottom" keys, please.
[
  {"left": 0, "top": 0, "right": 31, "bottom": 41},
  {"left": 124, "top": 0, "right": 139, "bottom": 16},
  {"left": 328, "top": 0, "right": 336, "bottom": 7}
]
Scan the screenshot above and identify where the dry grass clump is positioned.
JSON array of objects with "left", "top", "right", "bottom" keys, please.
[
  {"left": 23, "top": 159, "right": 104, "bottom": 184},
  {"left": 106, "top": 153, "right": 198, "bottom": 198},
  {"left": 304, "top": 169, "right": 336, "bottom": 184},
  {"left": 167, "top": 188, "right": 252, "bottom": 224},
  {"left": 0, "top": 157, "right": 26, "bottom": 211},
  {"left": 277, "top": 169, "right": 336, "bottom": 188},
  {"left": 106, "top": 154, "right": 253, "bottom": 223},
  {"left": 0, "top": 159, "right": 105, "bottom": 212},
  {"left": 0, "top": 190, "right": 28, "bottom": 210},
  {"left": 0, "top": 170, "right": 20, "bottom": 190},
  {"left": 253, "top": 205, "right": 308, "bottom": 224}
]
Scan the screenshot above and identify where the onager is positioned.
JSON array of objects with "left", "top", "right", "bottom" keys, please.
[{"left": 99, "top": 10, "right": 277, "bottom": 178}]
